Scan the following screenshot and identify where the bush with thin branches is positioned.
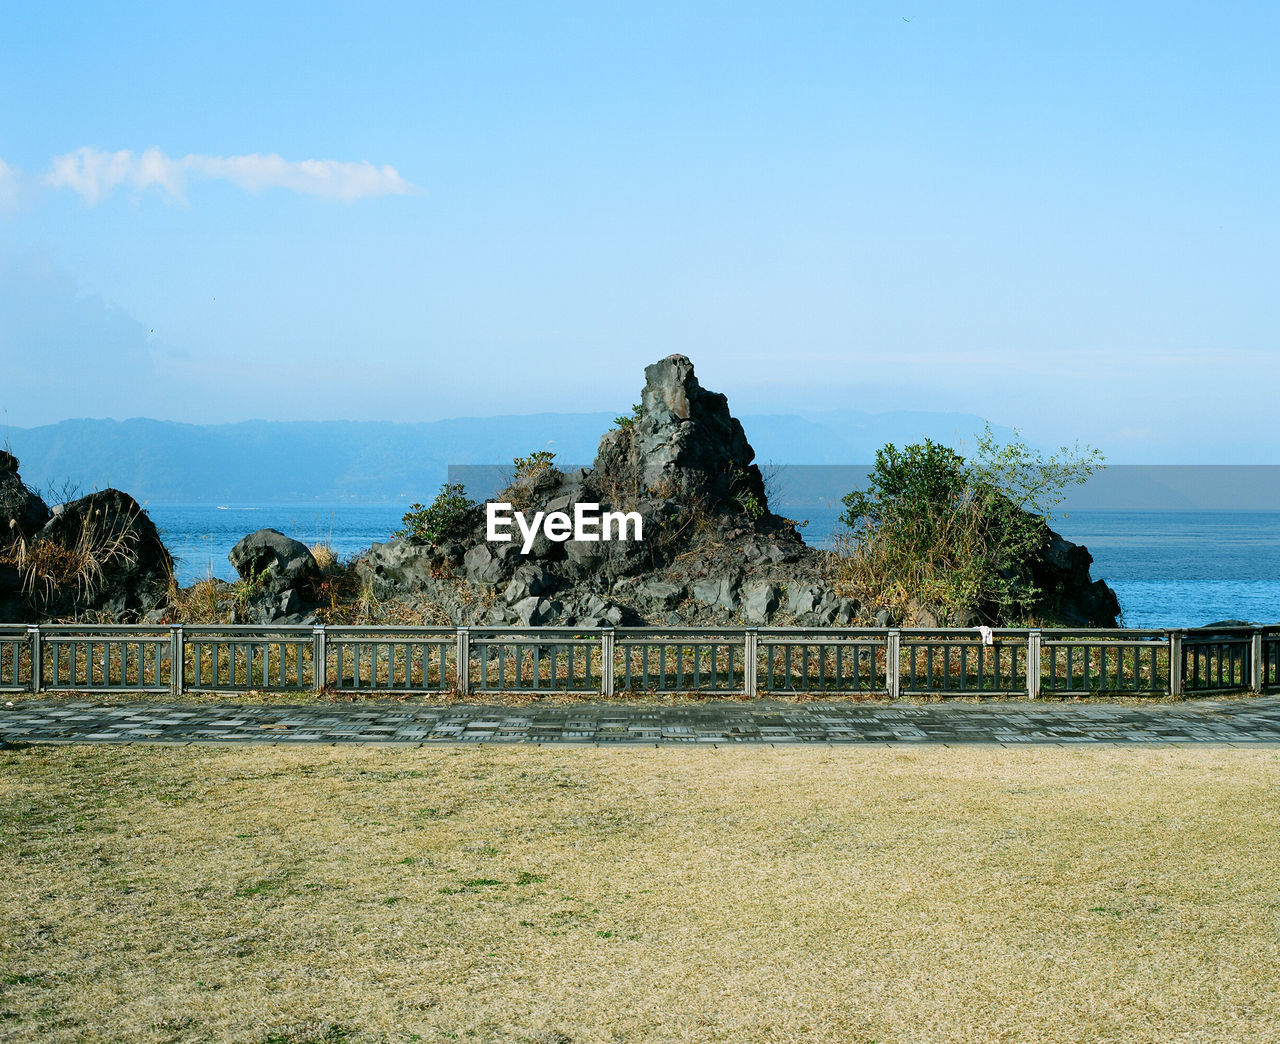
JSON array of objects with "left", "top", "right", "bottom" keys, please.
[{"left": 833, "top": 427, "right": 1102, "bottom": 624}]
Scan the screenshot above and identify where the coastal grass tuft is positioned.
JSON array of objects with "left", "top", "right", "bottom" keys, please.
[
  {"left": 1, "top": 502, "right": 146, "bottom": 610},
  {"left": 167, "top": 575, "right": 227, "bottom": 624},
  {"left": 1, "top": 743, "right": 1278, "bottom": 1041}
]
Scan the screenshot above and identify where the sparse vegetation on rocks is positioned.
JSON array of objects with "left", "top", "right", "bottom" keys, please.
[
  {"left": 347, "top": 355, "right": 1120, "bottom": 629},
  {"left": 831, "top": 428, "right": 1115, "bottom": 627},
  {"left": 395, "top": 483, "right": 479, "bottom": 545}
]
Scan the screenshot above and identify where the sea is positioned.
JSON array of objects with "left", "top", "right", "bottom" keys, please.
[{"left": 149, "top": 504, "right": 1280, "bottom": 630}]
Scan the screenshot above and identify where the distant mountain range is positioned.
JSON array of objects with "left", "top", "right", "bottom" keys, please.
[
  {"left": 11, "top": 413, "right": 1275, "bottom": 511},
  {"left": 3, "top": 410, "right": 1008, "bottom": 504}
]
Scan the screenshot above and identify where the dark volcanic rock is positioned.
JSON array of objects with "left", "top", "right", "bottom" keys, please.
[
  {"left": 30, "top": 488, "right": 174, "bottom": 620},
  {"left": 230, "top": 529, "right": 320, "bottom": 588},
  {"left": 504, "top": 562, "right": 555, "bottom": 604},
  {"left": 225, "top": 528, "right": 325, "bottom": 624},
  {"left": 592, "top": 354, "right": 766, "bottom": 511},
  {"left": 358, "top": 537, "right": 446, "bottom": 590},
  {"left": 0, "top": 451, "right": 50, "bottom": 544},
  {"left": 0, "top": 562, "right": 23, "bottom": 621},
  {"left": 1027, "top": 524, "right": 1122, "bottom": 628}
]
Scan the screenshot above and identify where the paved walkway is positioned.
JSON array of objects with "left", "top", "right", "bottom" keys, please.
[{"left": 3, "top": 697, "right": 1280, "bottom": 746}]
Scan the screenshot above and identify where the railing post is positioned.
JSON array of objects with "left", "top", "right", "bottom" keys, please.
[
  {"left": 601, "top": 628, "right": 615, "bottom": 698},
  {"left": 312, "top": 625, "right": 326, "bottom": 692},
  {"left": 169, "top": 624, "right": 183, "bottom": 698},
  {"left": 1027, "top": 630, "right": 1041, "bottom": 699},
  {"left": 455, "top": 627, "right": 470, "bottom": 696},
  {"left": 28, "top": 625, "right": 41, "bottom": 695},
  {"left": 1251, "top": 628, "right": 1263, "bottom": 692},
  {"left": 744, "top": 629, "right": 758, "bottom": 697},
  {"left": 887, "top": 630, "right": 901, "bottom": 699},
  {"left": 1168, "top": 630, "right": 1183, "bottom": 696}
]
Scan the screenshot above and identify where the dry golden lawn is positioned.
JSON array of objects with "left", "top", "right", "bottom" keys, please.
[{"left": 2, "top": 743, "right": 1279, "bottom": 1043}]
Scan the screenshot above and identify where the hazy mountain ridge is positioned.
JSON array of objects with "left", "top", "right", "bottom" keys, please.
[{"left": 4, "top": 411, "right": 1006, "bottom": 504}]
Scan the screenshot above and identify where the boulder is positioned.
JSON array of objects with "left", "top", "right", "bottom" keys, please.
[
  {"left": 464, "top": 543, "right": 519, "bottom": 585},
  {"left": 229, "top": 529, "right": 319, "bottom": 589},
  {"left": 0, "top": 452, "right": 50, "bottom": 544},
  {"left": 504, "top": 563, "right": 555, "bottom": 604},
  {"left": 512, "top": 596, "right": 561, "bottom": 627},
  {"left": 787, "top": 583, "right": 824, "bottom": 616},
  {"left": 572, "top": 593, "right": 626, "bottom": 628},
  {"left": 692, "top": 574, "right": 739, "bottom": 612},
  {"left": 29, "top": 488, "right": 174, "bottom": 620},
  {"left": 742, "top": 540, "right": 789, "bottom": 567},
  {"left": 563, "top": 538, "right": 603, "bottom": 577},
  {"left": 634, "top": 580, "right": 683, "bottom": 608}
]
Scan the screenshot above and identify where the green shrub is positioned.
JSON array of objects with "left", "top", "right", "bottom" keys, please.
[
  {"left": 613, "top": 402, "right": 644, "bottom": 431},
  {"left": 836, "top": 427, "right": 1101, "bottom": 624},
  {"left": 512, "top": 451, "right": 558, "bottom": 480},
  {"left": 725, "top": 463, "right": 765, "bottom": 520},
  {"left": 396, "top": 483, "right": 478, "bottom": 544}
]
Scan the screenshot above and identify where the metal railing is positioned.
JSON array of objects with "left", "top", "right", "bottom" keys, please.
[{"left": 2, "top": 623, "right": 1277, "bottom": 699}]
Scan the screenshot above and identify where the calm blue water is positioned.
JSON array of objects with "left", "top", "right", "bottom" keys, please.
[
  {"left": 150, "top": 504, "right": 1280, "bottom": 629},
  {"left": 152, "top": 504, "right": 407, "bottom": 586}
]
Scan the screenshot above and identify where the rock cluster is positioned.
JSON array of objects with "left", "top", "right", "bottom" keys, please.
[
  {"left": 352, "top": 355, "right": 843, "bottom": 627},
  {"left": 349, "top": 354, "right": 1120, "bottom": 629}
]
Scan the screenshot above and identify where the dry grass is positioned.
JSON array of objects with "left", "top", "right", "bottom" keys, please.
[
  {"left": 309, "top": 542, "right": 339, "bottom": 575},
  {"left": 168, "top": 576, "right": 230, "bottom": 624},
  {"left": 2, "top": 744, "right": 1279, "bottom": 1042},
  {"left": 2, "top": 503, "right": 149, "bottom": 611}
]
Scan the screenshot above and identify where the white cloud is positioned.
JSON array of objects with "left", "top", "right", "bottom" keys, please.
[{"left": 44, "top": 147, "right": 417, "bottom": 204}]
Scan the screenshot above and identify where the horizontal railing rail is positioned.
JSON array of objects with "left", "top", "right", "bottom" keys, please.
[{"left": 2, "top": 624, "right": 1278, "bottom": 699}]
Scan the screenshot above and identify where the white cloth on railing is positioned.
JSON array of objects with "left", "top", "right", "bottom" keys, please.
[{"left": 976, "top": 626, "right": 995, "bottom": 646}]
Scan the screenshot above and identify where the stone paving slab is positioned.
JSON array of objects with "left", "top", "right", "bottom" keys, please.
[{"left": 3, "top": 697, "right": 1280, "bottom": 746}]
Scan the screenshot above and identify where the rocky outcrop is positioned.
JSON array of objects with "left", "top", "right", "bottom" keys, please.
[
  {"left": 1028, "top": 525, "right": 1123, "bottom": 628},
  {"left": 592, "top": 354, "right": 766, "bottom": 511},
  {"left": 13, "top": 487, "right": 172, "bottom": 621},
  {"left": 0, "top": 451, "right": 50, "bottom": 544},
  {"left": 338, "top": 355, "right": 1122, "bottom": 630},
  {"left": 342, "top": 357, "right": 845, "bottom": 628},
  {"left": 0, "top": 455, "right": 177, "bottom": 623}
]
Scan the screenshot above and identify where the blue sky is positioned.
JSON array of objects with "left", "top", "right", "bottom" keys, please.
[{"left": 1, "top": 2, "right": 1276, "bottom": 462}]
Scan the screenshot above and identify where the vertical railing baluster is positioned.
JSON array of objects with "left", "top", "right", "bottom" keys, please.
[
  {"left": 27, "top": 626, "right": 41, "bottom": 695},
  {"left": 602, "top": 629, "right": 615, "bottom": 697},
  {"left": 169, "top": 626, "right": 182, "bottom": 697}
]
